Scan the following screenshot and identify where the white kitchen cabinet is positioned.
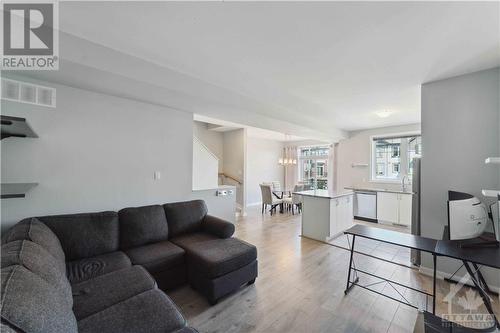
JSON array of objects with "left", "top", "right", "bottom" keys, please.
[
  {"left": 329, "top": 199, "right": 338, "bottom": 238},
  {"left": 377, "top": 192, "right": 399, "bottom": 223},
  {"left": 376, "top": 192, "right": 412, "bottom": 226},
  {"left": 340, "top": 194, "right": 354, "bottom": 231},
  {"left": 329, "top": 194, "right": 354, "bottom": 238},
  {"left": 398, "top": 193, "right": 412, "bottom": 226},
  {"left": 301, "top": 191, "right": 354, "bottom": 242}
]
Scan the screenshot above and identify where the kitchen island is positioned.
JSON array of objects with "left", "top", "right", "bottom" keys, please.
[{"left": 294, "top": 189, "right": 354, "bottom": 242}]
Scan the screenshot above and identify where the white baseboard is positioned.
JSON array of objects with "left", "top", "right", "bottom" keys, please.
[
  {"left": 418, "top": 266, "right": 500, "bottom": 293},
  {"left": 235, "top": 203, "right": 247, "bottom": 217}
]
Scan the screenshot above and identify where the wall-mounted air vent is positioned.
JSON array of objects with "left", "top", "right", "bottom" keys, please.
[
  {"left": 1, "top": 79, "right": 56, "bottom": 107},
  {"left": 20, "top": 84, "right": 36, "bottom": 103},
  {"left": 1, "top": 79, "right": 19, "bottom": 100}
]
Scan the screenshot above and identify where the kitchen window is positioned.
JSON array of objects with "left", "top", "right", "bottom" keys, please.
[
  {"left": 376, "top": 163, "right": 385, "bottom": 176},
  {"left": 371, "top": 134, "right": 421, "bottom": 182},
  {"left": 392, "top": 145, "right": 400, "bottom": 158}
]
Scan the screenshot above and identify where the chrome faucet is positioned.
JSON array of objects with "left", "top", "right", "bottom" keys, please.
[{"left": 401, "top": 175, "right": 409, "bottom": 192}]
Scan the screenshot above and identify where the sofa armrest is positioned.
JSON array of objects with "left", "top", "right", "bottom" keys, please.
[{"left": 201, "top": 215, "right": 235, "bottom": 239}]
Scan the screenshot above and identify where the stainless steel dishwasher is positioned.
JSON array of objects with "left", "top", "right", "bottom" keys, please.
[{"left": 354, "top": 191, "right": 377, "bottom": 222}]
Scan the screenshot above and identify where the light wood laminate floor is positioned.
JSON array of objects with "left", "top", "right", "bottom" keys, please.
[{"left": 168, "top": 206, "right": 499, "bottom": 333}]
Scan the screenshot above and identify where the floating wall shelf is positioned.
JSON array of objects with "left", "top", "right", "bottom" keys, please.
[
  {"left": 1, "top": 115, "right": 38, "bottom": 140},
  {"left": 351, "top": 163, "right": 369, "bottom": 168},
  {"left": 1, "top": 183, "right": 38, "bottom": 199},
  {"left": 485, "top": 157, "right": 500, "bottom": 165},
  {"left": 481, "top": 189, "right": 500, "bottom": 198},
  {"left": 1, "top": 115, "right": 39, "bottom": 199},
  {"left": 482, "top": 158, "right": 499, "bottom": 198}
]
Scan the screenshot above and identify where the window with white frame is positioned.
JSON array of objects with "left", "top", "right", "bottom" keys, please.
[
  {"left": 298, "top": 146, "right": 329, "bottom": 189},
  {"left": 371, "top": 134, "right": 421, "bottom": 182}
]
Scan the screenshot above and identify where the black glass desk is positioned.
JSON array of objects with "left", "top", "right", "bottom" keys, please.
[
  {"left": 344, "top": 225, "right": 439, "bottom": 313},
  {"left": 434, "top": 239, "right": 500, "bottom": 329},
  {"left": 344, "top": 225, "right": 499, "bottom": 330}
]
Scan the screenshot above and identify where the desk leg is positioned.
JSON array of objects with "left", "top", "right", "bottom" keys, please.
[
  {"left": 344, "top": 235, "right": 358, "bottom": 294},
  {"left": 463, "top": 261, "right": 499, "bottom": 329},
  {"left": 472, "top": 263, "right": 494, "bottom": 295},
  {"left": 432, "top": 254, "right": 436, "bottom": 314}
]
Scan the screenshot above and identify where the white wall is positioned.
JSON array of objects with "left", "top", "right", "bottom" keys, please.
[
  {"left": 336, "top": 124, "right": 421, "bottom": 192},
  {"left": 421, "top": 67, "right": 500, "bottom": 288},
  {"left": 222, "top": 129, "right": 246, "bottom": 207},
  {"left": 192, "top": 137, "right": 219, "bottom": 190},
  {"left": 246, "top": 137, "right": 285, "bottom": 206},
  {"left": 193, "top": 121, "right": 224, "bottom": 172},
  {"left": 1, "top": 75, "right": 193, "bottom": 230},
  {"left": 287, "top": 139, "right": 330, "bottom": 147},
  {"left": 192, "top": 186, "right": 236, "bottom": 223}
]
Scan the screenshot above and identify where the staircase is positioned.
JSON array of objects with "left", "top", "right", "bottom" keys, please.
[{"left": 192, "top": 136, "right": 219, "bottom": 190}]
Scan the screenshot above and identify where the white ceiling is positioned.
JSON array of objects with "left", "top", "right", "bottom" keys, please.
[
  {"left": 57, "top": 1, "right": 500, "bottom": 131},
  {"left": 195, "top": 115, "right": 309, "bottom": 142},
  {"left": 13, "top": 1, "right": 498, "bottom": 139}
]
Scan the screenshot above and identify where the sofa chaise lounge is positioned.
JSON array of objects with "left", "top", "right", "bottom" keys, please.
[{"left": 0, "top": 200, "right": 258, "bottom": 333}]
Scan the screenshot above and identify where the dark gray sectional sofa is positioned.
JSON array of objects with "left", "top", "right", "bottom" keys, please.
[{"left": 0, "top": 200, "right": 258, "bottom": 333}]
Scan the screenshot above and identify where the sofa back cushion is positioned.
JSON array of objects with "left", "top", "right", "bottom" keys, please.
[
  {"left": 118, "top": 205, "right": 168, "bottom": 249},
  {"left": 1, "top": 240, "right": 72, "bottom": 307},
  {"left": 1, "top": 265, "right": 78, "bottom": 333},
  {"left": 163, "top": 200, "right": 208, "bottom": 238},
  {"left": 38, "top": 211, "right": 119, "bottom": 261},
  {"left": 2, "top": 218, "right": 65, "bottom": 263}
]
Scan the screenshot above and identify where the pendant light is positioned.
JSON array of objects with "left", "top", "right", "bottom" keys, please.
[{"left": 278, "top": 134, "right": 297, "bottom": 165}]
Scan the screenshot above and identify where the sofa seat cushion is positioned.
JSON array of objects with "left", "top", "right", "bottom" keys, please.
[
  {"left": 38, "top": 211, "right": 119, "bottom": 261},
  {"left": 2, "top": 217, "right": 65, "bottom": 262},
  {"left": 1, "top": 265, "right": 78, "bottom": 333},
  {"left": 72, "top": 266, "right": 156, "bottom": 320},
  {"left": 66, "top": 251, "right": 131, "bottom": 284},
  {"left": 124, "top": 241, "right": 185, "bottom": 274},
  {"left": 118, "top": 205, "right": 169, "bottom": 249},
  {"left": 171, "top": 233, "right": 257, "bottom": 279},
  {"left": 1, "top": 240, "right": 72, "bottom": 307},
  {"left": 77, "top": 289, "right": 187, "bottom": 333}
]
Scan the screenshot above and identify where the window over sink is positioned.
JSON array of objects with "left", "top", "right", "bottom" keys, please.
[{"left": 370, "top": 134, "right": 421, "bottom": 182}]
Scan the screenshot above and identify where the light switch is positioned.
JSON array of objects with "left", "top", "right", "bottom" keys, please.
[{"left": 154, "top": 171, "right": 161, "bottom": 180}]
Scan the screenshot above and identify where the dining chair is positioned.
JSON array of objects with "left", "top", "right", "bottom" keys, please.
[
  {"left": 271, "top": 181, "right": 282, "bottom": 191},
  {"left": 282, "top": 184, "right": 304, "bottom": 215},
  {"left": 260, "top": 184, "right": 283, "bottom": 215},
  {"left": 291, "top": 184, "right": 304, "bottom": 214},
  {"left": 271, "top": 181, "right": 284, "bottom": 199},
  {"left": 282, "top": 184, "right": 301, "bottom": 214}
]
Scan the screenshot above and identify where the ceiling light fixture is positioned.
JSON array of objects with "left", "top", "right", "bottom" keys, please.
[
  {"left": 278, "top": 134, "right": 297, "bottom": 165},
  {"left": 375, "top": 110, "right": 393, "bottom": 118}
]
